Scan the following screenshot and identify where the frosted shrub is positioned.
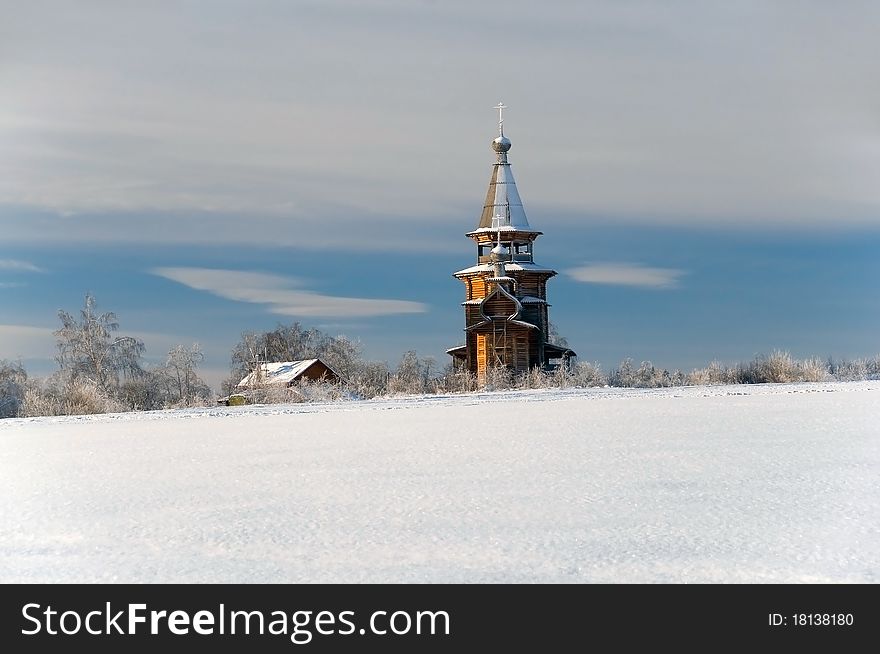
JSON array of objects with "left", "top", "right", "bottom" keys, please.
[
  {"left": 386, "top": 351, "right": 436, "bottom": 396},
  {"left": 20, "top": 376, "right": 123, "bottom": 417},
  {"left": 734, "top": 352, "right": 836, "bottom": 384},
  {"left": 867, "top": 356, "right": 880, "bottom": 380},
  {"left": 636, "top": 361, "right": 674, "bottom": 388},
  {"left": 830, "top": 358, "right": 868, "bottom": 381},
  {"left": 163, "top": 395, "right": 215, "bottom": 410},
  {"left": 518, "top": 366, "right": 551, "bottom": 389},
  {"left": 118, "top": 374, "right": 166, "bottom": 411},
  {"left": 739, "top": 350, "right": 797, "bottom": 384},
  {"left": 387, "top": 374, "right": 422, "bottom": 396},
  {"left": 294, "top": 378, "right": 347, "bottom": 402},
  {"left": 686, "top": 361, "right": 738, "bottom": 386},
  {"left": 63, "top": 378, "right": 124, "bottom": 415},
  {"left": 263, "top": 384, "right": 303, "bottom": 404},
  {"left": 797, "top": 357, "right": 828, "bottom": 383},
  {"left": 515, "top": 365, "right": 574, "bottom": 389},
  {"left": 762, "top": 350, "right": 797, "bottom": 383},
  {"left": 687, "top": 367, "right": 710, "bottom": 386},
  {"left": 432, "top": 368, "right": 478, "bottom": 394},
  {"left": 20, "top": 385, "right": 55, "bottom": 417},
  {"left": 608, "top": 359, "right": 675, "bottom": 388},
  {"left": 570, "top": 361, "right": 606, "bottom": 387},
  {"left": 343, "top": 362, "right": 391, "bottom": 399},
  {"left": 243, "top": 379, "right": 347, "bottom": 405},
  {"left": 549, "top": 364, "right": 576, "bottom": 389},
  {"left": 608, "top": 359, "right": 636, "bottom": 387},
  {"left": 483, "top": 364, "right": 515, "bottom": 390}
]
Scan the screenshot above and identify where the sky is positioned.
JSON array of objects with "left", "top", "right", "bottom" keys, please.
[{"left": 1, "top": 0, "right": 879, "bottom": 390}]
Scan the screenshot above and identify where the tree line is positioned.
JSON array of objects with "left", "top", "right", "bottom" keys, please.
[
  {"left": 1, "top": 293, "right": 879, "bottom": 418},
  {"left": 1, "top": 294, "right": 211, "bottom": 418}
]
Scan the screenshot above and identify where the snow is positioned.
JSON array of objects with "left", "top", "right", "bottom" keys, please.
[
  {"left": 453, "top": 262, "right": 556, "bottom": 276},
  {"left": 1, "top": 381, "right": 878, "bottom": 583},
  {"left": 236, "top": 359, "right": 321, "bottom": 388},
  {"left": 468, "top": 226, "right": 540, "bottom": 234}
]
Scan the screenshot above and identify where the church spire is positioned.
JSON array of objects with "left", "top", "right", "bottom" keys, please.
[{"left": 477, "top": 102, "right": 532, "bottom": 231}]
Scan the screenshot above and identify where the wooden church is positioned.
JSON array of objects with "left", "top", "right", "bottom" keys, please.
[{"left": 448, "top": 105, "right": 576, "bottom": 382}]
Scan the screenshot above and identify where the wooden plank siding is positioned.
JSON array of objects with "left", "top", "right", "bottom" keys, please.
[
  {"left": 520, "top": 306, "right": 542, "bottom": 328},
  {"left": 514, "top": 333, "right": 529, "bottom": 370},
  {"left": 469, "top": 277, "right": 487, "bottom": 300},
  {"left": 482, "top": 294, "right": 517, "bottom": 319},
  {"left": 516, "top": 276, "right": 540, "bottom": 297},
  {"left": 476, "top": 334, "right": 488, "bottom": 383}
]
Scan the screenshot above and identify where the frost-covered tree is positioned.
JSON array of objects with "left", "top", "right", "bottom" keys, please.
[
  {"left": 118, "top": 371, "right": 166, "bottom": 412},
  {"left": 344, "top": 361, "right": 391, "bottom": 399},
  {"left": 0, "top": 360, "right": 27, "bottom": 418},
  {"left": 608, "top": 358, "right": 635, "bottom": 387},
  {"left": 548, "top": 321, "right": 569, "bottom": 348},
  {"left": 387, "top": 351, "right": 435, "bottom": 395},
  {"left": 160, "top": 343, "right": 211, "bottom": 404},
  {"left": 54, "top": 294, "right": 145, "bottom": 393},
  {"left": 570, "top": 361, "right": 606, "bottom": 387}
]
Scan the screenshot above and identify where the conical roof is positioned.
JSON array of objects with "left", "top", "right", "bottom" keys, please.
[{"left": 475, "top": 109, "right": 536, "bottom": 231}]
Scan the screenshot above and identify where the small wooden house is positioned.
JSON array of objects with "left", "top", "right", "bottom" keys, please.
[{"left": 236, "top": 358, "right": 342, "bottom": 389}]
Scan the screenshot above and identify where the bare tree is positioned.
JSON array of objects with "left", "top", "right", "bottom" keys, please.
[{"left": 55, "top": 293, "right": 144, "bottom": 393}]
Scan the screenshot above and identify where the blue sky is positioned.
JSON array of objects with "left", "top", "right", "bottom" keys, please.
[{"left": 2, "top": 1, "right": 879, "bottom": 389}]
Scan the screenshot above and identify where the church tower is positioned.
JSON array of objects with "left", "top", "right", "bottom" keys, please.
[{"left": 448, "top": 104, "right": 575, "bottom": 382}]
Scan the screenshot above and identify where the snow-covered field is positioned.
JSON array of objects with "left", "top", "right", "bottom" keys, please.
[{"left": 2, "top": 381, "right": 878, "bottom": 583}]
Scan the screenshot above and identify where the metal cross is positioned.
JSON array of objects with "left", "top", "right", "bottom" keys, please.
[{"left": 494, "top": 102, "right": 507, "bottom": 135}]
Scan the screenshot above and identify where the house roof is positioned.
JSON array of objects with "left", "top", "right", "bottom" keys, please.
[{"left": 236, "top": 359, "right": 339, "bottom": 388}]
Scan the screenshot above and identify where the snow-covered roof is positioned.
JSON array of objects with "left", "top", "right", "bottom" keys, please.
[
  {"left": 454, "top": 262, "right": 557, "bottom": 276},
  {"left": 463, "top": 295, "right": 546, "bottom": 306},
  {"left": 466, "top": 317, "right": 538, "bottom": 332},
  {"left": 236, "top": 359, "right": 336, "bottom": 388},
  {"left": 468, "top": 226, "right": 542, "bottom": 235},
  {"left": 476, "top": 121, "right": 538, "bottom": 232}
]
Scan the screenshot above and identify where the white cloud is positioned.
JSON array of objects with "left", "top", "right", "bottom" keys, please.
[
  {"left": 1, "top": 1, "right": 879, "bottom": 243},
  {"left": 0, "top": 259, "right": 45, "bottom": 273},
  {"left": 568, "top": 263, "right": 686, "bottom": 289},
  {"left": 151, "top": 267, "right": 427, "bottom": 318}
]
